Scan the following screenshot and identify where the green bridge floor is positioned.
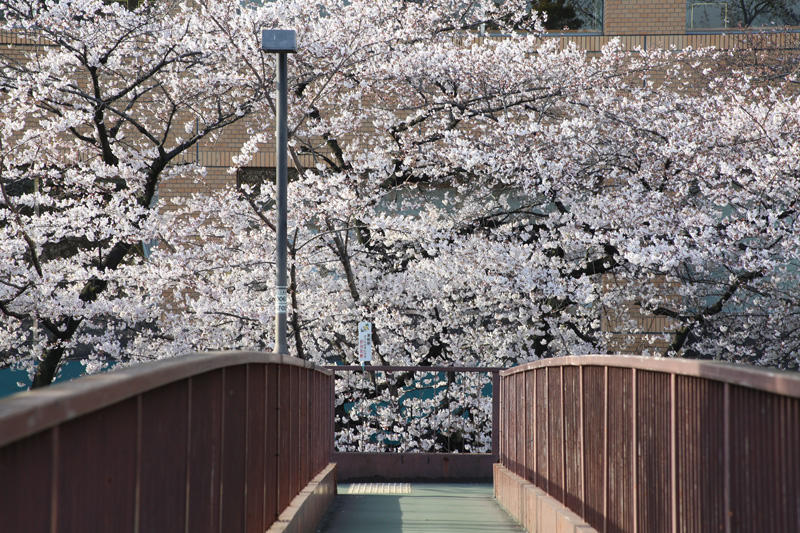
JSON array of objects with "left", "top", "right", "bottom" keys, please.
[{"left": 317, "top": 483, "right": 525, "bottom": 533}]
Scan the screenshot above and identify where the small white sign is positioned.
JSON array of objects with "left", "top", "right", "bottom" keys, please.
[
  {"left": 358, "top": 321, "right": 372, "bottom": 363},
  {"left": 276, "top": 286, "right": 287, "bottom": 314}
]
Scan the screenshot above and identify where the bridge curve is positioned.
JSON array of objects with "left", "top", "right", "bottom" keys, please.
[
  {"left": 0, "top": 351, "right": 334, "bottom": 533},
  {"left": 496, "top": 355, "right": 800, "bottom": 533},
  {"left": 2, "top": 352, "right": 798, "bottom": 533}
]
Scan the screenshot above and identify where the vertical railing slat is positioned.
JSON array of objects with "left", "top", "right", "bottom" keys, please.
[
  {"left": 580, "top": 366, "right": 585, "bottom": 520},
  {"left": 330, "top": 371, "right": 335, "bottom": 459},
  {"left": 134, "top": 395, "right": 142, "bottom": 533},
  {"left": 264, "top": 364, "right": 278, "bottom": 525},
  {"left": 220, "top": 365, "right": 247, "bottom": 533},
  {"left": 561, "top": 366, "right": 566, "bottom": 506},
  {"left": 184, "top": 379, "right": 193, "bottom": 533},
  {"left": 51, "top": 427, "right": 59, "bottom": 533},
  {"left": 526, "top": 370, "right": 535, "bottom": 482},
  {"left": 522, "top": 371, "right": 528, "bottom": 477},
  {"left": 492, "top": 371, "right": 500, "bottom": 461},
  {"left": 632, "top": 368, "right": 637, "bottom": 533},
  {"left": 245, "top": 364, "right": 266, "bottom": 533},
  {"left": 533, "top": 368, "right": 537, "bottom": 482},
  {"left": 603, "top": 366, "right": 608, "bottom": 533},
  {"left": 670, "top": 373, "right": 676, "bottom": 533},
  {"left": 724, "top": 383, "right": 731, "bottom": 533}
]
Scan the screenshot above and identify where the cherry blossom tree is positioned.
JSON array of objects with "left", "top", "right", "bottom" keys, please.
[
  {"left": 2, "top": 0, "right": 798, "bottom": 450},
  {"left": 0, "top": 0, "right": 273, "bottom": 387},
  {"left": 152, "top": 2, "right": 799, "bottom": 449}
]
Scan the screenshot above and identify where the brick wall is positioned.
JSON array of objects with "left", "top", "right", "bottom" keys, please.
[{"left": 604, "top": 0, "right": 686, "bottom": 35}]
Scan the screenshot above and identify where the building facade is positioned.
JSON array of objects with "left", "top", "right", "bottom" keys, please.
[
  {"left": 1, "top": 0, "right": 797, "bottom": 363},
  {"left": 153, "top": 0, "right": 800, "bottom": 199},
  {"left": 162, "top": 0, "right": 799, "bottom": 354}
]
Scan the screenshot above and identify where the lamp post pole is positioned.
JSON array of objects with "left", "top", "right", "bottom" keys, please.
[{"left": 262, "top": 29, "right": 297, "bottom": 356}]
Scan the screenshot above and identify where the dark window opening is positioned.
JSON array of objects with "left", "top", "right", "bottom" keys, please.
[
  {"left": 531, "top": 0, "right": 604, "bottom": 32},
  {"left": 236, "top": 166, "right": 299, "bottom": 211},
  {"left": 688, "top": 0, "right": 800, "bottom": 30}
]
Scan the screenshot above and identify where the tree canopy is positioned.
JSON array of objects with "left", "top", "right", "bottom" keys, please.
[{"left": 1, "top": 0, "right": 799, "bottom": 450}]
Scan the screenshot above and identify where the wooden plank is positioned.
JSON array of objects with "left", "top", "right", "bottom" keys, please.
[
  {"left": 139, "top": 381, "right": 189, "bottom": 533},
  {"left": 57, "top": 399, "right": 138, "bottom": 533},
  {"left": 298, "top": 369, "right": 309, "bottom": 487},
  {"left": 186, "top": 370, "right": 223, "bottom": 533},
  {"left": 289, "top": 366, "right": 300, "bottom": 498},
  {"left": 607, "top": 368, "right": 634, "bottom": 533},
  {"left": 278, "top": 365, "right": 292, "bottom": 512},
  {"left": 582, "top": 366, "right": 605, "bottom": 531},
  {"left": 221, "top": 365, "right": 247, "bottom": 532},
  {"left": 0, "top": 430, "right": 53, "bottom": 533},
  {"left": 635, "top": 371, "right": 671, "bottom": 533},
  {"left": 265, "top": 365, "right": 279, "bottom": 525},
  {"left": 245, "top": 364, "right": 266, "bottom": 533}
]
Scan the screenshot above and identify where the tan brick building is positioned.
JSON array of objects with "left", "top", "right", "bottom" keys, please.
[
  {"left": 149, "top": 0, "right": 800, "bottom": 201},
  {"left": 151, "top": 0, "right": 798, "bottom": 354},
  {"left": 1, "top": 0, "right": 796, "bottom": 358},
  {"left": 2, "top": 0, "right": 795, "bottom": 204}
]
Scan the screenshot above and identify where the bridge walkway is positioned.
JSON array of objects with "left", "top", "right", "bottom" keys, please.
[{"left": 317, "top": 483, "right": 524, "bottom": 533}]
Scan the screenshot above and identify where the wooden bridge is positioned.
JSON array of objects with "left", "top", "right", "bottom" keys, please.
[{"left": 0, "top": 351, "right": 798, "bottom": 532}]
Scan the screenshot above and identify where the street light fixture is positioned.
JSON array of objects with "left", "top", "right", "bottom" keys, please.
[{"left": 261, "top": 29, "right": 296, "bottom": 355}]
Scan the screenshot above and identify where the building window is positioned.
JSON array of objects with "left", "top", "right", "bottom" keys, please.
[
  {"left": 687, "top": 0, "right": 800, "bottom": 30},
  {"left": 236, "top": 167, "right": 299, "bottom": 212},
  {"left": 105, "top": 0, "right": 141, "bottom": 9},
  {"left": 531, "top": 0, "right": 604, "bottom": 32},
  {"left": 236, "top": 167, "right": 273, "bottom": 198}
]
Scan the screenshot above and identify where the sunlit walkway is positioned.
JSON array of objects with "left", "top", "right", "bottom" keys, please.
[{"left": 317, "top": 483, "right": 524, "bottom": 533}]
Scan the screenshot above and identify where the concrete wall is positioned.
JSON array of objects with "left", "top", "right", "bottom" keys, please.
[
  {"left": 268, "top": 463, "right": 338, "bottom": 533},
  {"left": 494, "top": 463, "right": 596, "bottom": 533},
  {"left": 334, "top": 452, "right": 496, "bottom": 482}
]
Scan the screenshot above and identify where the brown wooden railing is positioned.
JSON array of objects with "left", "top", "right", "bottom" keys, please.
[
  {"left": 499, "top": 355, "right": 800, "bottom": 533},
  {"left": 0, "top": 351, "right": 334, "bottom": 533}
]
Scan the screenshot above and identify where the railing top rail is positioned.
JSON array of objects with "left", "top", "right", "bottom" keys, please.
[
  {"left": 0, "top": 351, "right": 330, "bottom": 448},
  {"left": 326, "top": 365, "right": 503, "bottom": 373},
  {"left": 501, "top": 354, "right": 800, "bottom": 398}
]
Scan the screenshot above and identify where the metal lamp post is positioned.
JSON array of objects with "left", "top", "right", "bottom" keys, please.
[{"left": 261, "top": 29, "right": 296, "bottom": 355}]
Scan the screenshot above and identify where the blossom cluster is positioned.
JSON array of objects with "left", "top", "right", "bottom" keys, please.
[{"left": 1, "top": 0, "right": 798, "bottom": 448}]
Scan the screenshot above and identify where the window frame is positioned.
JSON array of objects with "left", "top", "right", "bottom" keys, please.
[{"left": 686, "top": 0, "right": 800, "bottom": 33}]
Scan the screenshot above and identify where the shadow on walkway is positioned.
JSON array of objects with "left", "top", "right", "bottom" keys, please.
[{"left": 317, "top": 483, "right": 524, "bottom": 533}]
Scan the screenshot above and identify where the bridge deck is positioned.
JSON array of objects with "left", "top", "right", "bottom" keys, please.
[{"left": 318, "top": 483, "right": 524, "bottom": 532}]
